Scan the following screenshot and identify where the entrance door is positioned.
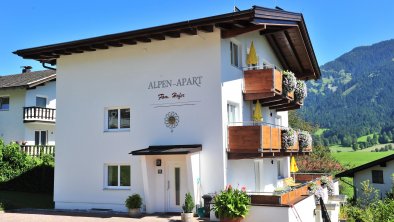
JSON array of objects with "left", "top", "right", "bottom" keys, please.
[{"left": 166, "top": 161, "right": 184, "bottom": 212}]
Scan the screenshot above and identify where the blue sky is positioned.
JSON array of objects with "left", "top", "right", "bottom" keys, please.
[{"left": 1, "top": 0, "right": 393, "bottom": 74}]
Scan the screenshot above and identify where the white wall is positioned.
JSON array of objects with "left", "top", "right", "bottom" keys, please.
[
  {"left": 25, "top": 81, "right": 56, "bottom": 108},
  {"left": 354, "top": 159, "right": 394, "bottom": 199},
  {"left": 0, "top": 88, "right": 25, "bottom": 143},
  {"left": 55, "top": 30, "right": 224, "bottom": 211}
]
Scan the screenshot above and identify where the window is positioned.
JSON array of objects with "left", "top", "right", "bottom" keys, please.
[
  {"left": 227, "top": 104, "right": 237, "bottom": 123},
  {"left": 36, "top": 96, "right": 47, "bottom": 108},
  {"left": 105, "top": 165, "right": 131, "bottom": 188},
  {"left": 372, "top": 170, "right": 384, "bottom": 184},
  {"left": 230, "top": 41, "right": 239, "bottom": 67},
  {"left": 35, "top": 131, "right": 47, "bottom": 145},
  {"left": 106, "top": 108, "right": 130, "bottom": 131},
  {"left": 277, "top": 160, "right": 283, "bottom": 178},
  {"left": 0, "top": 96, "right": 9, "bottom": 110}
]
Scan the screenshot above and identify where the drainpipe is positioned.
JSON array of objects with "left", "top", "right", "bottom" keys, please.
[{"left": 41, "top": 62, "right": 56, "bottom": 71}]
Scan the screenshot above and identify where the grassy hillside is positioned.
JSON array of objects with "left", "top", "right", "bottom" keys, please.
[{"left": 332, "top": 151, "right": 394, "bottom": 167}]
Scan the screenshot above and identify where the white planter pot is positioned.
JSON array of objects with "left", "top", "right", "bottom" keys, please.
[
  {"left": 128, "top": 208, "right": 141, "bottom": 217},
  {"left": 181, "top": 212, "right": 194, "bottom": 222}
]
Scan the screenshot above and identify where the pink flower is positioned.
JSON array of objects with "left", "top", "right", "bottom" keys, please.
[
  {"left": 226, "top": 184, "right": 233, "bottom": 190},
  {"left": 241, "top": 186, "right": 246, "bottom": 192}
]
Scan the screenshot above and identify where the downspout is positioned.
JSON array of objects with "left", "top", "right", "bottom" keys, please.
[{"left": 42, "top": 62, "right": 56, "bottom": 71}]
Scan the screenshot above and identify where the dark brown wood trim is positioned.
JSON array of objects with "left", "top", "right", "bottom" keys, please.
[{"left": 221, "top": 24, "right": 266, "bottom": 39}]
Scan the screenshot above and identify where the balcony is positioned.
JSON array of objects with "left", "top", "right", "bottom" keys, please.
[
  {"left": 20, "top": 145, "right": 55, "bottom": 156},
  {"left": 227, "top": 122, "right": 312, "bottom": 159},
  {"left": 23, "top": 107, "right": 56, "bottom": 123},
  {"left": 243, "top": 68, "right": 282, "bottom": 101}
]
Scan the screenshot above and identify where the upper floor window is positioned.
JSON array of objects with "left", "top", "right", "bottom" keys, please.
[
  {"left": 105, "top": 107, "right": 130, "bottom": 131},
  {"left": 0, "top": 96, "right": 9, "bottom": 110},
  {"left": 372, "top": 170, "right": 384, "bottom": 184},
  {"left": 230, "top": 41, "right": 240, "bottom": 67},
  {"left": 36, "top": 96, "right": 47, "bottom": 108},
  {"left": 227, "top": 103, "right": 238, "bottom": 123}
]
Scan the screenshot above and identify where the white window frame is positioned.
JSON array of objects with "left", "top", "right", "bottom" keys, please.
[
  {"left": 34, "top": 130, "right": 48, "bottom": 146},
  {"left": 230, "top": 41, "right": 241, "bottom": 68},
  {"left": 227, "top": 102, "right": 239, "bottom": 124},
  {"left": 104, "top": 164, "right": 131, "bottom": 190},
  {"left": 277, "top": 159, "right": 284, "bottom": 179},
  {"left": 104, "top": 107, "right": 130, "bottom": 132},
  {"left": 36, "top": 95, "right": 48, "bottom": 108},
  {"left": 0, "top": 95, "right": 10, "bottom": 111}
]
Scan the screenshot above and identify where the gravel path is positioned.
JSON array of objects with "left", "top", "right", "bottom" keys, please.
[{"left": 0, "top": 210, "right": 207, "bottom": 222}]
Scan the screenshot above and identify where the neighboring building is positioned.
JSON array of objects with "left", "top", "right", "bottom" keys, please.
[
  {"left": 336, "top": 154, "right": 394, "bottom": 200},
  {"left": 0, "top": 68, "right": 56, "bottom": 155},
  {"left": 15, "top": 6, "right": 339, "bottom": 222}
]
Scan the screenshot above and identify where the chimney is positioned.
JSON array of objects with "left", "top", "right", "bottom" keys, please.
[{"left": 21, "top": 66, "right": 32, "bottom": 73}]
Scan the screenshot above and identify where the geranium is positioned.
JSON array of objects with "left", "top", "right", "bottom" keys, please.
[
  {"left": 282, "top": 70, "right": 297, "bottom": 95},
  {"left": 281, "top": 128, "right": 296, "bottom": 150},
  {"left": 298, "top": 131, "right": 312, "bottom": 150},
  {"left": 213, "top": 185, "right": 251, "bottom": 219},
  {"left": 294, "top": 80, "right": 307, "bottom": 103}
]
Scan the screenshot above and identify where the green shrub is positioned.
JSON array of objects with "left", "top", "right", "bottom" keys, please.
[
  {"left": 125, "top": 194, "right": 142, "bottom": 209},
  {"left": 182, "top": 192, "right": 194, "bottom": 213},
  {"left": 213, "top": 185, "right": 250, "bottom": 219}
]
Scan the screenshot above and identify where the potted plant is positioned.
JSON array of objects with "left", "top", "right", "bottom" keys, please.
[
  {"left": 307, "top": 181, "right": 317, "bottom": 193},
  {"left": 281, "top": 128, "right": 296, "bottom": 150},
  {"left": 125, "top": 194, "right": 142, "bottom": 217},
  {"left": 298, "top": 131, "right": 312, "bottom": 151},
  {"left": 294, "top": 80, "right": 307, "bottom": 104},
  {"left": 320, "top": 176, "right": 329, "bottom": 187},
  {"left": 181, "top": 192, "right": 194, "bottom": 222},
  {"left": 212, "top": 185, "right": 251, "bottom": 222},
  {"left": 282, "top": 70, "right": 297, "bottom": 96}
]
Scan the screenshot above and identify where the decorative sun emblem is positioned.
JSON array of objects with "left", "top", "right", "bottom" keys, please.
[{"left": 164, "top": 111, "right": 179, "bottom": 132}]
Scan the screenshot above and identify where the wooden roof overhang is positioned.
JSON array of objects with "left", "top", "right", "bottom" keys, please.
[{"left": 13, "top": 6, "right": 320, "bottom": 80}]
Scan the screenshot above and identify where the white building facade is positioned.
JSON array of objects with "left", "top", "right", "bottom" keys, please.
[
  {"left": 15, "top": 6, "right": 339, "bottom": 222},
  {"left": 0, "top": 69, "right": 56, "bottom": 154}
]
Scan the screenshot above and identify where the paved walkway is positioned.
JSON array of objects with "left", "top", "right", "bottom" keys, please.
[{"left": 0, "top": 209, "right": 208, "bottom": 222}]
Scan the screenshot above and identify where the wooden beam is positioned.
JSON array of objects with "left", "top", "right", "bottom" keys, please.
[
  {"left": 266, "top": 34, "right": 290, "bottom": 70},
  {"left": 181, "top": 28, "right": 197, "bottom": 35},
  {"left": 150, "top": 34, "right": 165, "bottom": 41},
  {"left": 197, "top": 25, "right": 214, "bottom": 33},
  {"left": 119, "top": 39, "right": 137, "bottom": 45},
  {"left": 215, "top": 23, "right": 235, "bottom": 30},
  {"left": 221, "top": 24, "right": 266, "bottom": 39},
  {"left": 165, "top": 31, "right": 181, "bottom": 38},
  {"left": 91, "top": 44, "right": 109, "bottom": 49},
  {"left": 107, "top": 42, "right": 123, "bottom": 47},
  {"left": 135, "top": 37, "right": 151, "bottom": 43},
  {"left": 244, "top": 92, "right": 276, "bottom": 101},
  {"left": 67, "top": 48, "right": 84, "bottom": 53},
  {"left": 78, "top": 46, "right": 96, "bottom": 51},
  {"left": 276, "top": 104, "right": 301, "bottom": 112},
  {"left": 284, "top": 30, "right": 305, "bottom": 72},
  {"left": 53, "top": 50, "right": 72, "bottom": 55}
]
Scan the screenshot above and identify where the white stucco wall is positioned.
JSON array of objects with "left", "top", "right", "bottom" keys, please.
[
  {"left": 354, "top": 159, "right": 394, "bottom": 199},
  {"left": 55, "top": 30, "right": 224, "bottom": 211},
  {"left": 25, "top": 81, "right": 56, "bottom": 108},
  {"left": 0, "top": 88, "right": 25, "bottom": 143}
]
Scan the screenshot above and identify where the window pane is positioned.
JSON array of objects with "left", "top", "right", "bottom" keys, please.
[
  {"left": 234, "top": 44, "right": 239, "bottom": 67},
  {"left": 41, "top": 131, "right": 47, "bottom": 145},
  {"left": 0, "top": 97, "right": 9, "bottom": 110},
  {"left": 175, "top": 167, "right": 180, "bottom": 205},
  {"left": 108, "top": 109, "right": 119, "bottom": 129},
  {"left": 107, "top": 166, "right": 118, "bottom": 186},
  {"left": 35, "top": 131, "right": 40, "bottom": 145},
  {"left": 36, "top": 97, "right": 47, "bottom": 108},
  {"left": 120, "top": 109, "right": 130, "bottom": 129},
  {"left": 120, "top": 165, "right": 131, "bottom": 186},
  {"left": 372, "top": 170, "right": 384, "bottom": 184}
]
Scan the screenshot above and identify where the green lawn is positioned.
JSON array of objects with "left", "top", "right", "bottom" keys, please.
[
  {"left": 329, "top": 144, "right": 352, "bottom": 152},
  {"left": 357, "top": 133, "right": 376, "bottom": 143},
  {"left": 0, "top": 191, "right": 53, "bottom": 210},
  {"left": 332, "top": 151, "right": 394, "bottom": 167}
]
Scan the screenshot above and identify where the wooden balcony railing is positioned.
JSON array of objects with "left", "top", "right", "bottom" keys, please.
[
  {"left": 227, "top": 123, "right": 312, "bottom": 159},
  {"left": 20, "top": 145, "right": 55, "bottom": 156},
  {"left": 243, "top": 68, "right": 282, "bottom": 101},
  {"left": 228, "top": 124, "right": 281, "bottom": 153},
  {"left": 23, "top": 107, "right": 56, "bottom": 123}
]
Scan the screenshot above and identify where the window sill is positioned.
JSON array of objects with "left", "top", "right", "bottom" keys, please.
[
  {"left": 103, "top": 187, "right": 131, "bottom": 191},
  {"left": 104, "top": 129, "right": 130, "bottom": 133},
  {"left": 0, "top": 109, "right": 9, "bottom": 111}
]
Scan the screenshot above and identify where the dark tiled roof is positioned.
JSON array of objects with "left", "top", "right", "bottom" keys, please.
[
  {"left": 0, "top": 70, "right": 56, "bottom": 89},
  {"left": 336, "top": 153, "right": 394, "bottom": 177}
]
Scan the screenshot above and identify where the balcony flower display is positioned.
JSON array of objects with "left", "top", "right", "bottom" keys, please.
[
  {"left": 281, "top": 128, "right": 296, "bottom": 150},
  {"left": 213, "top": 185, "right": 251, "bottom": 222},
  {"left": 294, "top": 80, "right": 307, "bottom": 104},
  {"left": 282, "top": 70, "right": 297, "bottom": 95},
  {"left": 298, "top": 131, "right": 312, "bottom": 150}
]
